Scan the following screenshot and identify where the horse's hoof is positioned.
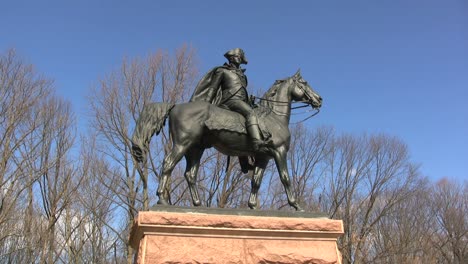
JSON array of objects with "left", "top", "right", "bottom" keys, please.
[
  {"left": 290, "top": 201, "right": 304, "bottom": 212},
  {"left": 157, "top": 199, "right": 170, "bottom": 205},
  {"left": 295, "top": 205, "right": 305, "bottom": 212},
  {"left": 248, "top": 202, "right": 257, "bottom": 210},
  {"left": 193, "top": 200, "right": 201, "bottom": 206}
]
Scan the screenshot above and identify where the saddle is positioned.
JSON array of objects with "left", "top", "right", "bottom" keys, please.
[
  {"left": 205, "top": 105, "right": 271, "bottom": 139},
  {"left": 206, "top": 105, "right": 274, "bottom": 174}
]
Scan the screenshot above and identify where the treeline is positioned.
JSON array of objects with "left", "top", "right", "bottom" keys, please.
[{"left": 0, "top": 48, "right": 466, "bottom": 264}]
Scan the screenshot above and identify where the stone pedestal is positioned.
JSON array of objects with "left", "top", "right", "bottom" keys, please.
[{"left": 130, "top": 206, "right": 344, "bottom": 264}]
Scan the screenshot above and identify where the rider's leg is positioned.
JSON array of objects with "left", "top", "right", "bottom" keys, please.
[
  {"left": 246, "top": 113, "right": 266, "bottom": 150},
  {"left": 221, "top": 99, "right": 252, "bottom": 116},
  {"left": 222, "top": 100, "right": 271, "bottom": 151}
]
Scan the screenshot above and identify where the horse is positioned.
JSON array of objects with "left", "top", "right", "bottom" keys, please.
[{"left": 131, "top": 70, "right": 322, "bottom": 211}]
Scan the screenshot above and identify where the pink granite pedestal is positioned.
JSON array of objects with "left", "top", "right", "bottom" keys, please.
[{"left": 130, "top": 207, "right": 344, "bottom": 264}]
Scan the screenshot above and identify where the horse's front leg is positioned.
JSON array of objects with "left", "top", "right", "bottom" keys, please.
[
  {"left": 272, "top": 147, "right": 304, "bottom": 212},
  {"left": 184, "top": 147, "right": 204, "bottom": 206},
  {"left": 248, "top": 158, "right": 269, "bottom": 209}
]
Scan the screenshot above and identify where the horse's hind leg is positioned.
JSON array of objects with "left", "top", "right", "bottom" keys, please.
[
  {"left": 157, "top": 144, "right": 188, "bottom": 205},
  {"left": 184, "top": 147, "right": 204, "bottom": 206}
]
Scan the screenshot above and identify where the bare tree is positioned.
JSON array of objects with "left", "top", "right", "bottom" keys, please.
[
  {"left": 66, "top": 135, "right": 123, "bottom": 263},
  {"left": 367, "top": 178, "right": 435, "bottom": 263},
  {"left": 0, "top": 49, "right": 52, "bottom": 262},
  {"left": 320, "top": 133, "right": 421, "bottom": 264},
  {"left": 429, "top": 178, "right": 468, "bottom": 264},
  {"left": 34, "top": 97, "right": 78, "bottom": 263},
  {"left": 365, "top": 177, "right": 467, "bottom": 264},
  {"left": 195, "top": 151, "right": 250, "bottom": 208},
  {"left": 288, "top": 125, "right": 333, "bottom": 210},
  {"left": 260, "top": 125, "right": 333, "bottom": 211},
  {"left": 5, "top": 48, "right": 467, "bottom": 264},
  {"left": 88, "top": 45, "right": 198, "bottom": 263},
  {"left": 90, "top": 55, "right": 158, "bottom": 263},
  {"left": 0, "top": 50, "right": 85, "bottom": 264}
]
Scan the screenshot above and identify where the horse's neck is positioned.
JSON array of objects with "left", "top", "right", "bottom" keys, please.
[{"left": 261, "top": 81, "right": 292, "bottom": 123}]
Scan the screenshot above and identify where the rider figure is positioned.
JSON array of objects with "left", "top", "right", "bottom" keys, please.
[{"left": 190, "top": 48, "right": 271, "bottom": 151}]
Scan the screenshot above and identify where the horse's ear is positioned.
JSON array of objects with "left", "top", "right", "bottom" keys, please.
[{"left": 294, "top": 69, "right": 301, "bottom": 78}]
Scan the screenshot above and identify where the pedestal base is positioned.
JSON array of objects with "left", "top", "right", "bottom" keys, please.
[{"left": 130, "top": 206, "right": 344, "bottom": 264}]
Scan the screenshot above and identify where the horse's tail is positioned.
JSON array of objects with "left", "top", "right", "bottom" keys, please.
[{"left": 131, "top": 102, "right": 175, "bottom": 163}]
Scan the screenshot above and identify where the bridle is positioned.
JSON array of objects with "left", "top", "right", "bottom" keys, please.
[{"left": 252, "top": 77, "right": 321, "bottom": 123}]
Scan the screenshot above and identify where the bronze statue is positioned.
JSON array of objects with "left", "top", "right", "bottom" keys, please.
[
  {"left": 190, "top": 48, "right": 271, "bottom": 150},
  {"left": 131, "top": 49, "right": 322, "bottom": 211}
]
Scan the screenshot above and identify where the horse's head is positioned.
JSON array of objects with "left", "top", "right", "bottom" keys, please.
[{"left": 290, "top": 70, "right": 322, "bottom": 109}]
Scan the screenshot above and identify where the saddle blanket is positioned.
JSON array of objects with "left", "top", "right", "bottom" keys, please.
[{"left": 205, "top": 105, "right": 271, "bottom": 138}]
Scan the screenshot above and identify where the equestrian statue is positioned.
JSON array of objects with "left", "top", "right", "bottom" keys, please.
[{"left": 131, "top": 48, "right": 322, "bottom": 211}]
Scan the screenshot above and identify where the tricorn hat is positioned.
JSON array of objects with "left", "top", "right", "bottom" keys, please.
[{"left": 224, "top": 48, "right": 248, "bottom": 64}]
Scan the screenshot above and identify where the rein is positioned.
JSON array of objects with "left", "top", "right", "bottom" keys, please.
[
  {"left": 252, "top": 95, "right": 320, "bottom": 124},
  {"left": 290, "top": 108, "right": 320, "bottom": 124},
  {"left": 252, "top": 95, "right": 310, "bottom": 109}
]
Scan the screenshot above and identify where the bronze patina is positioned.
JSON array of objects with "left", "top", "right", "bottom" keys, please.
[{"left": 132, "top": 49, "right": 322, "bottom": 211}]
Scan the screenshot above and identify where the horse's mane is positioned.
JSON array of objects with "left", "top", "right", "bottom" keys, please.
[{"left": 259, "top": 77, "right": 290, "bottom": 108}]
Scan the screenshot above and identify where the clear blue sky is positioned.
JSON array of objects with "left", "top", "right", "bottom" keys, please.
[{"left": 1, "top": 0, "right": 467, "bottom": 181}]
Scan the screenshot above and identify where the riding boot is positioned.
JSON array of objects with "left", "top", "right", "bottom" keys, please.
[{"left": 246, "top": 114, "right": 272, "bottom": 151}]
